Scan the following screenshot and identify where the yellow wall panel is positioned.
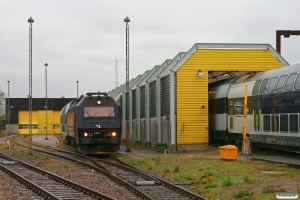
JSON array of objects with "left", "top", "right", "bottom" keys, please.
[
  {"left": 176, "top": 49, "right": 284, "bottom": 145},
  {"left": 38, "top": 110, "right": 54, "bottom": 134},
  {"left": 18, "top": 111, "right": 28, "bottom": 124},
  {"left": 53, "top": 111, "right": 61, "bottom": 134}
]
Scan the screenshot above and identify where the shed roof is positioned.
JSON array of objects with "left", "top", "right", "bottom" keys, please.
[
  {"left": 147, "top": 59, "right": 172, "bottom": 83},
  {"left": 157, "top": 52, "right": 186, "bottom": 78},
  {"left": 170, "top": 43, "right": 289, "bottom": 72},
  {"left": 137, "top": 65, "right": 161, "bottom": 87}
]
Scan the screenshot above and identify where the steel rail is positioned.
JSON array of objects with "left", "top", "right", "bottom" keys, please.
[
  {"left": 0, "top": 152, "right": 115, "bottom": 200},
  {"left": 13, "top": 136, "right": 153, "bottom": 200}
]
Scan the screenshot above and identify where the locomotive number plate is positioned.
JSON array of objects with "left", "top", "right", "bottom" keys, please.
[{"left": 94, "top": 132, "right": 101, "bottom": 135}]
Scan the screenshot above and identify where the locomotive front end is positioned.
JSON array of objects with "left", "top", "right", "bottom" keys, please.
[{"left": 64, "top": 92, "right": 122, "bottom": 154}]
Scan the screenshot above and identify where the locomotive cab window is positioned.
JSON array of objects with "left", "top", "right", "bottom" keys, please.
[
  {"left": 276, "top": 75, "right": 287, "bottom": 92},
  {"left": 267, "top": 77, "right": 279, "bottom": 94},
  {"left": 84, "top": 107, "right": 115, "bottom": 117},
  {"left": 294, "top": 73, "right": 300, "bottom": 90},
  {"left": 284, "top": 73, "right": 297, "bottom": 92}
]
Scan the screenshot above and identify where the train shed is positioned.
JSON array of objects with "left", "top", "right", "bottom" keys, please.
[{"left": 108, "top": 43, "right": 289, "bottom": 152}]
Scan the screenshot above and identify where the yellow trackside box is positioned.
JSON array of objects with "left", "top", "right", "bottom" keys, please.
[{"left": 218, "top": 145, "right": 238, "bottom": 161}]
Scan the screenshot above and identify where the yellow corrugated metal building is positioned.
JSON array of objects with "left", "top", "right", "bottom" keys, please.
[
  {"left": 170, "top": 43, "right": 289, "bottom": 151},
  {"left": 108, "top": 43, "right": 289, "bottom": 152},
  {"left": 6, "top": 98, "right": 74, "bottom": 135}
]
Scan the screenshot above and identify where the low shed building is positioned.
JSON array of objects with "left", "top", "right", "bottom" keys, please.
[{"left": 108, "top": 43, "right": 289, "bottom": 152}]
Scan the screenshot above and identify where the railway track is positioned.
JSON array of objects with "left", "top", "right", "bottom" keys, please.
[
  {"left": 93, "top": 157, "right": 204, "bottom": 200},
  {"left": 0, "top": 153, "right": 113, "bottom": 200},
  {"left": 10, "top": 136, "right": 151, "bottom": 199},
  {"left": 8, "top": 135, "right": 206, "bottom": 199}
]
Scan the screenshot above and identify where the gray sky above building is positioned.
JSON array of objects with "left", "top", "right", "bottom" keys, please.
[{"left": 1, "top": 0, "right": 299, "bottom": 98}]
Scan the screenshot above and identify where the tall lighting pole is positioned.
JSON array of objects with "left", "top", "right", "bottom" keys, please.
[
  {"left": 28, "top": 17, "right": 34, "bottom": 151},
  {"left": 76, "top": 80, "right": 79, "bottom": 98},
  {"left": 45, "top": 63, "right": 48, "bottom": 140},
  {"left": 124, "top": 16, "right": 131, "bottom": 152},
  {"left": 115, "top": 59, "right": 119, "bottom": 88},
  {"left": 7, "top": 80, "right": 10, "bottom": 136}
]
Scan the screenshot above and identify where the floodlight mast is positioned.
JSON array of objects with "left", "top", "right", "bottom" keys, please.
[
  {"left": 28, "top": 17, "right": 34, "bottom": 151},
  {"left": 124, "top": 16, "right": 131, "bottom": 153}
]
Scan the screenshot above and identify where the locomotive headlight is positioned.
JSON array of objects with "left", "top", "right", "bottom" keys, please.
[
  {"left": 112, "top": 132, "right": 116, "bottom": 137},
  {"left": 89, "top": 133, "right": 93, "bottom": 137},
  {"left": 84, "top": 132, "right": 88, "bottom": 137},
  {"left": 97, "top": 99, "right": 101, "bottom": 104}
]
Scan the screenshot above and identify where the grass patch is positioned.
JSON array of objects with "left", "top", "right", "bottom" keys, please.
[
  {"left": 116, "top": 151, "right": 300, "bottom": 200},
  {"left": 46, "top": 163, "right": 55, "bottom": 170},
  {"left": 61, "top": 163, "right": 69, "bottom": 169},
  {"left": 174, "top": 165, "right": 180, "bottom": 173},
  {"left": 205, "top": 182, "right": 217, "bottom": 189},
  {"left": 147, "top": 164, "right": 153, "bottom": 170},
  {"left": 243, "top": 175, "right": 255, "bottom": 184},
  {"left": 235, "top": 188, "right": 250, "bottom": 198},
  {"left": 163, "top": 168, "right": 170, "bottom": 173},
  {"left": 275, "top": 163, "right": 287, "bottom": 167},
  {"left": 222, "top": 177, "right": 233, "bottom": 187}
]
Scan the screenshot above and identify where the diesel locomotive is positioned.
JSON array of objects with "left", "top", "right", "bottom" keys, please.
[
  {"left": 209, "top": 63, "right": 300, "bottom": 151},
  {"left": 60, "top": 92, "right": 122, "bottom": 154}
]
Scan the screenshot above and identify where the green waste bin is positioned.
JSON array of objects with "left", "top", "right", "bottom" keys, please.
[{"left": 157, "top": 143, "right": 168, "bottom": 153}]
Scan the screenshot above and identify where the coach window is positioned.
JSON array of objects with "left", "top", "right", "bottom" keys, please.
[
  {"left": 263, "top": 115, "right": 270, "bottom": 132},
  {"left": 252, "top": 80, "right": 262, "bottom": 95},
  {"left": 276, "top": 75, "right": 287, "bottom": 92},
  {"left": 267, "top": 77, "right": 279, "bottom": 94},
  {"left": 290, "top": 115, "right": 298, "bottom": 133},
  {"left": 280, "top": 114, "right": 288, "bottom": 132},
  {"left": 259, "top": 78, "right": 270, "bottom": 94},
  {"left": 294, "top": 73, "right": 300, "bottom": 90},
  {"left": 284, "top": 73, "right": 297, "bottom": 91}
]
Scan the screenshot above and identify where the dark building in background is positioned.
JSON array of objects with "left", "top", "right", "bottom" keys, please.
[{"left": 4, "top": 97, "right": 74, "bottom": 135}]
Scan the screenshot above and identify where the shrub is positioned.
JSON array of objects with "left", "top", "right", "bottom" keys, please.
[
  {"left": 205, "top": 182, "right": 217, "bottom": 189},
  {"left": 172, "top": 174, "right": 181, "bottom": 181},
  {"left": 236, "top": 188, "right": 250, "bottom": 197},
  {"left": 206, "top": 172, "right": 213, "bottom": 177},
  {"left": 163, "top": 168, "right": 170, "bottom": 173},
  {"left": 244, "top": 175, "right": 254, "bottom": 184},
  {"left": 137, "top": 160, "right": 147, "bottom": 165},
  {"left": 174, "top": 165, "right": 180, "bottom": 173},
  {"left": 147, "top": 164, "right": 153, "bottom": 170},
  {"left": 186, "top": 174, "right": 195, "bottom": 180},
  {"left": 222, "top": 177, "right": 233, "bottom": 187}
]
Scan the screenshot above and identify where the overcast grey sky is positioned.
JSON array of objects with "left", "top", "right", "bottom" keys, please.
[{"left": 1, "top": 0, "right": 299, "bottom": 98}]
